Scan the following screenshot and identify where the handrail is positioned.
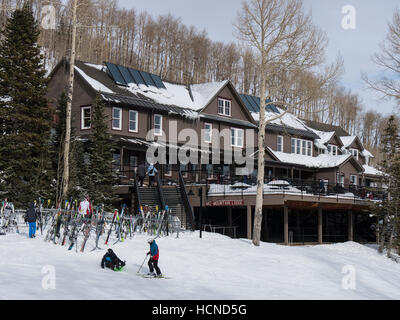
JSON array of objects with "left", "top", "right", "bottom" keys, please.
[
  {"left": 155, "top": 171, "right": 166, "bottom": 210},
  {"left": 178, "top": 169, "right": 196, "bottom": 231},
  {"left": 132, "top": 169, "right": 143, "bottom": 212}
]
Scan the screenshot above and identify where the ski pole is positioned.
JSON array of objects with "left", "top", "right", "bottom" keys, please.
[{"left": 137, "top": 254, "right": 149, "bottom": 274}]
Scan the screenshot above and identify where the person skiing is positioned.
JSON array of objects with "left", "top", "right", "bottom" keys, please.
[
  {"left": 101, "top": 249, "right": 126, "bottom": 271},
  {"left": 147, "top": 238, "right": 162, "bottom": 277},
  {"left": 147, "top": 163, "right": 158, "bottom": 187},
  {"left": 137, "top": 163, "right": 146, "bottom": 187},
  {"left": 26, "top": 202, "right": 37, "bottom": 238}
]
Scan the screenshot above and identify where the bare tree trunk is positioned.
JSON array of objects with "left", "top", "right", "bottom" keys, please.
[{"left": 62, "top": 0, "right": 78, "bottom": 201}]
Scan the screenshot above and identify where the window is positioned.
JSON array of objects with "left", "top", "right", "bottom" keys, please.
[
  {"left": 204, "top": 123, "right": 212, "bottom": 143},
  {"left": 165, "top": 164, "right": 172, "bottom": 177},
  {"left": 291, "top": 138, "right": 313, "bottom": 156},
  {"left": 350, "top": 148, "right": 359, "bottom": 160},
  {"left": 336, "top": 172, "right": 344, "bottom": 187},
  {"left": 154, "top": 114, "right": 163, "bottom": 136},
  {"left": 350, "top": 175, "right": 358, "bottom": 186},
  {"left": 112, "top": 153, "right": 120, "bottom": 172},
  {"left": 218, "top": 98, "right": 231, "bottom": 117},
  {"left": 112, "top": 107, "right": 122, "bottom": 130},
  {"left": 307, "top": 141, "right": 312, "bottom": 156},
  {"left": 180, "top": 164, "right": 188, "bottom": 178},
  {"left": 231, "top": 128, "right": 244, "bottom": 148},
  {"left": 206, "top": 164, "right": 214, "bottom": 178},
  {"left": 81, "top": 106, "right": 91, "bottom": 130},
  {"left": 327, "top": 144, "right": 338, "bottom": 156},
  {"left": 129, "top": 110, "right": 138, "bottom": 133},
  {"left": 277, "top": 136, "right": 283, "bottom": 152}
]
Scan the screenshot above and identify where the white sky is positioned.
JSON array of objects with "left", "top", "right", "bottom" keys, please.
[{"left": 119, "top": 0, "right": 399, "bottom": 115}]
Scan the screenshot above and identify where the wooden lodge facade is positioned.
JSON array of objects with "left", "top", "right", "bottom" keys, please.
[{"left": 47, "top": 59, "right": 384, "bottom": 245}]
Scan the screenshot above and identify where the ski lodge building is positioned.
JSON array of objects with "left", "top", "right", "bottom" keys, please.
[{"left": 47, "top": 59, "right": 385, "bottom": 245}]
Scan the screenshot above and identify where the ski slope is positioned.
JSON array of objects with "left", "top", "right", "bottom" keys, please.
[{"left": 1, "top": 226, "right": 400, "bottom": 300}]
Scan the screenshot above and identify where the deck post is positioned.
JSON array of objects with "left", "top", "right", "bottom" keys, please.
[
  {"left": 227, "top": 207, "right": 233, "bottom": 227},
  {"left": 348, "top": 210, "right": 354, "bottom": 242},
  {"left": 318, "top": 207, "right": 323, "bottom": 244},
  {"left": 284, "top": 205, "right": 289, "bottom": 245},
  {"left": 247, "top": 205, "right": 252, "bottom": 240}
]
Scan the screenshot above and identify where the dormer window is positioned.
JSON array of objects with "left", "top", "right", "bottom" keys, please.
[
  {"left": 327, "top": 144, "right": 338, "bottom": 156},
  {"left": 350, "top": 148, "right": 359, "bottom": 160},
  {"left": 218, "top": 98, "right": 231, "bottom": 117}
]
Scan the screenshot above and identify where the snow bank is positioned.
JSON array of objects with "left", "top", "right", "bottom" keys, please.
[{"left": 2, "top": 226, "right": 400, "bottom": 300}]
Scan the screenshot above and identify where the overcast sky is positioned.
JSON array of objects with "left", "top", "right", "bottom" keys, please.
[{"left": 119, "top": 0, "right": 399, "bottom": 115}]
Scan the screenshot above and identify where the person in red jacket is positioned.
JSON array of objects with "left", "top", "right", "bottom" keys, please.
[{"left": 147, "top": 238, "right": 162, "bottom": 277}]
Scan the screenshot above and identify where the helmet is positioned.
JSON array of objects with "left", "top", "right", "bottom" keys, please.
[{"left": 147, "top": 238, "right": 154, "bottom": 244}]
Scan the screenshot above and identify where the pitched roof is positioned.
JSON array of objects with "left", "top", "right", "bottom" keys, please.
[{"left": 303, "top": 120, "right": 350, "bottom": 137}]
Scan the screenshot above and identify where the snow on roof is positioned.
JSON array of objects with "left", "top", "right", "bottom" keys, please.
[
  {"left": 340, "top": 136, "right": 357, "bottom": 148},
  {"left": 363, "top": 165, "right": 383, "bottom": 176},
  {"left": 308, "top": 129, "right": 335, "bottom": 150},
  {"left": 84, "top": 62, "right": 105, "bottom": 71},
  {"left": 75, "top": 66, "right": 114, "bottom": 94},
  {"left": 124, "top": 80, "right": 228, "bottom": 111},
  {"left": 268, "top": 147, "right": 353, "bottom": 169},
  {"left": 362, "top": 149, "right": 374, "bottom": 158},
  {"left": 251, "top": 107, "right": 313, "bottom": 133}
]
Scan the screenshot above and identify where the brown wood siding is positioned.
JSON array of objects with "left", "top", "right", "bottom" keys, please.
[{"left": 201, "top": 86, "right": 251, "bottom": 123}]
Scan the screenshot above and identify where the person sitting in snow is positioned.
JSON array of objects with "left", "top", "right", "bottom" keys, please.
[
  {"left": 101, "top": 249, "right": 126, "bottom": 271},
  {"left": 147, "top": 238, "right": 162, "bottom": 277}
]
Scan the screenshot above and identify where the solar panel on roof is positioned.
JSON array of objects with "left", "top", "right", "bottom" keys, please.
[
  {"left": 150, "top": 73, "right": 166, "bottom": 89},
  {"left": 128, "top": 68, "right": 146, "bottom": 86},
  {"left": 239, "top": 95, "right": 253, "bottom": 112},
  {"left": 105, "top": 62, "right": 127, "bottom": 86},
  {"left": 245, "top": 95, "right": 259, "bottom": 113},
  {"left": 116, "top": 65, "right": 134, "bottom": 85},
  {"left": 139, "top": 70, "right": 156, "bottom": 87},
  {"left": 249, "top": 95, "right": 261, "bottom": 112}
]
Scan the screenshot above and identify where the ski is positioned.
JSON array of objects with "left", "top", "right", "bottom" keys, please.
[
  {"left": 137, "top": 274, "right": 171, "bottom": 279},
  {"left": 105, "top": 209, "right": 118, "bottom": 245},
  {"left": 80, "top": 200, "right": 95, "bottom": 253}
]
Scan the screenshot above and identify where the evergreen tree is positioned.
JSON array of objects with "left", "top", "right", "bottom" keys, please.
[
  {"left": 87, "top": 93, "right": 119, "bottom": 209},
  {"left": 53, "top": 92, "right": 89, "bottom": 202},
  {"left": 372, "top": 116, "right": 400, "bottom": 256},
  {"left": 0, "top": 3, "right": 52, "bottom": 206}
]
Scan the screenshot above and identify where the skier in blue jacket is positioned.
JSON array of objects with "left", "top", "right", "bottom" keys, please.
[
  {"left": 147, "top": 238, "right": 162, "bottom": 277},
  {"left": 147, "top": 163, "right": 158, "bottom": 186}
]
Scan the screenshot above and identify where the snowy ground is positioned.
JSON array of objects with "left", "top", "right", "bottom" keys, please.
[{"left": 2, "top": 226, "right": 400, "bottom": 300}]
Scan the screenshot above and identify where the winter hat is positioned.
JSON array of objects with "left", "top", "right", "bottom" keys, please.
[{"left": 147, "top": 238, "right": 154, "bottom": 244}]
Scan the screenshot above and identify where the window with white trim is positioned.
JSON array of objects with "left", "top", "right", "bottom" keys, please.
[
  {"left": 231, "top": 128, "right": 244, "bottom": 148},
  {"left": 277, "top": 136, "right": 283, "bottom": 152},
  {"left": 112, "top": 107, "right": 122, "bottom": 130},
  {"left": 350, "top": 175, "right": 358, "bottom": 185},
  {"left": 327, "top": 144, "right": 338, "bottom": 156},
  {"left": 204, "top": 123, "right": 212, "bottom": 143},
  {"left": 291, "top": 138, "right": 313, "bottom": 156},
  {"left": 350, "top": 148, "right": 359, "bottom": 160},
  {"left": 218, "top": 98, "right": 231, "bottom": 117},
  {"left": 81, "top": 106, "right": 91, "bottom": 130},
  {"left": 154, "top": 114, "right": 163, "bottom": 136},
  {"left": 307, "top": 141, "right": 312, "bottom": 156},
  {"left": 129, "top": 110, "right": 138, "bottom": 133}
]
